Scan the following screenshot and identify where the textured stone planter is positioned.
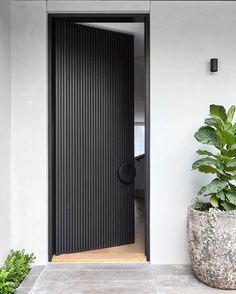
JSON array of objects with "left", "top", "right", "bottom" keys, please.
[{"left": 187, "top": 206, "right": 236, "bottom": 289}]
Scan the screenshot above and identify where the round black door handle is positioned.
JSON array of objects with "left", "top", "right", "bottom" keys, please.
[{"left": 118, "top": 162, "right": 136, "bottom": 184}]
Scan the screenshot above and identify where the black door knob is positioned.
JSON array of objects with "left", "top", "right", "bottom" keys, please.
[{"left": 118, "top": 162, "right": 136, "bottom": 184}]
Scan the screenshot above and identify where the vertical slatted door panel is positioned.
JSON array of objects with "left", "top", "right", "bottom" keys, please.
[{"left": 54, "top": 21, "right": 134, "bottom": 254}]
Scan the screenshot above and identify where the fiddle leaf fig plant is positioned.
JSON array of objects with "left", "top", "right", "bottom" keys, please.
[{"left": 193, "top": 104, "right": 236, "bottom": 211}]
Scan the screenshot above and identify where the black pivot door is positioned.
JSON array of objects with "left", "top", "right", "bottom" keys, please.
[{"left": 53, "top": 21, "right": 134, "bottom": 254}]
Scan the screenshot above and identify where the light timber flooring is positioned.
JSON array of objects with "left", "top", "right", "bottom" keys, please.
[{"left": 52, "top": 197, "right": 146, "bottom": 262}]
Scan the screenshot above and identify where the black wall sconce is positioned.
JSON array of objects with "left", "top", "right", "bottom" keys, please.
[{"left": 210, "top": 58, "right": 218, "bottom": 72}]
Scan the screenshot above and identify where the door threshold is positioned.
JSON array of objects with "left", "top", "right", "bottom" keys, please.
[
  {"left": 52, "top": 244, "right": 146, "bottom": 262},
  {"left": 52, "top": 254, "right": 146, "bottom": 263}
]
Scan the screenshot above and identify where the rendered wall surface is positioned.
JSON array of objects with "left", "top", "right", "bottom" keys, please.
[
  {"left": 150, "top": 1, "right": 236, "bottom": 264},
  {"left": 0, "top": 0, "right": 11, "bottom": 266},
  {"left": 11, "top": 1, "right": 47, "bottom": 264}
]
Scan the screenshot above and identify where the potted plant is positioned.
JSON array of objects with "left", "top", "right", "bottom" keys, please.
[{"left": 187, "top": 104, "right": 236, "bottom": 290}]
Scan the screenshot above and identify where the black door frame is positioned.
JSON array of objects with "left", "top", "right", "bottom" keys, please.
[{"left": 48, "top": 13, "right": 150, "bottom": 261}]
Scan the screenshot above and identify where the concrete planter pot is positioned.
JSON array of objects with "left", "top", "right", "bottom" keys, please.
[{"left": 187, "top": 206, "right": 236, "bottom": 290}]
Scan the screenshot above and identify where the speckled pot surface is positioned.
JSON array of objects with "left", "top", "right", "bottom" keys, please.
[{"left": 187, "top": 206, "right": 236, "bottom": 290}]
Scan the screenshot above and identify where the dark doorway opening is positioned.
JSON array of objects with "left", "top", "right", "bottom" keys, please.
[{"left": 48, "top": 14, "right": 150, "bottom": 262}]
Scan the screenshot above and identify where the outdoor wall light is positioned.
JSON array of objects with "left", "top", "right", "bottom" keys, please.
[{"left": 210, "top": 58, "right": 218, "bottom": 72}]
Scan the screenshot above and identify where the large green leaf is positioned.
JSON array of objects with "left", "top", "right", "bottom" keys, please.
[
  {"left": 204, "top": 118, "right": 216, "bottom": 127},
  {"left": 192, "top": 157, "right": 217, "bottom": 169},
  {"left": 196, "top": 149, "right": 218, "bottom": 158},
  {"left": 226, "top": 158, "right": 236, "bottom": 168},
  {"left": 198, "top": 185, "right": 206, "bottom": 196},
  {"left": 198, "top": 178, "right": 228, "bottom": 195},
  {"left": 227, "top": 105, "right": 236, "bottom": 123},
  {"left": 217, "top": 191, "right": 225, "bottom": 201},
  {"left": 198, "top": 166, "right": 218, "bottom": 174},
  {"left": 226, "top": 192, "right": 236, "bottom": 206},
  {"left": 192, "top": 157, "right": 224, "bottom": 175},
  {"left": 210, "top": 195, "right": 219, "bottom": 208},
  {"left": 221, "top": 201, "right": 236, "bottom": 211},
  {"left": 194, "top": 126, "right": 221, "bottom": 149},
  {"left": 210, "top": 104, "right": 227, "bottom": 122}
]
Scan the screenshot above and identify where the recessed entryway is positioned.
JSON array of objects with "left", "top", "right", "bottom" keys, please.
[{"left": 48, "top": 14, "right": 150, "bottom": 263}]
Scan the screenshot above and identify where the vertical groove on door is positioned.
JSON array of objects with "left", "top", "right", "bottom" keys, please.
[{"left": 54, "top": 21, "right": 134, "bottom": 254}]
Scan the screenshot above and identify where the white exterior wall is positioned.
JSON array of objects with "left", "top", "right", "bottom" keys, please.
[
  {"left": 11, "top": 1, "right": 47, "bottom": 264},
  {"left": 0, "top": 0, "right": 11, "bottom": 265},
  {"left": 10, "top": 0, "right": 236, "bottom": 265},
  {"left": 150, "top": 1, "right": 236, "bottom": 264}
]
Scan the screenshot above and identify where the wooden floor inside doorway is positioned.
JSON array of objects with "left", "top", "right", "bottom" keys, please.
[{"left": 52, "top": 197, "right": 146, "bottom": 262}]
